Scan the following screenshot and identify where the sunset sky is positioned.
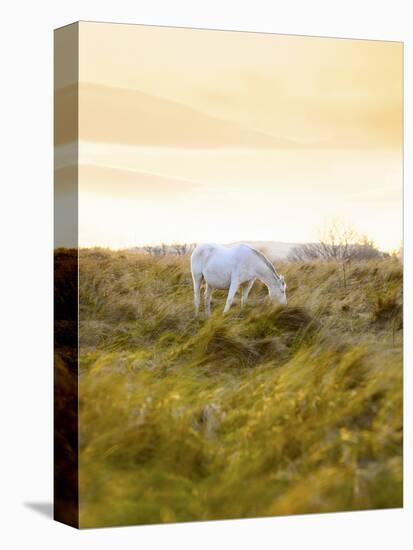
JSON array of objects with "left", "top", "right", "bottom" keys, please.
[{"left": 55, "top": 22, "right": 403, "bottom": 251}]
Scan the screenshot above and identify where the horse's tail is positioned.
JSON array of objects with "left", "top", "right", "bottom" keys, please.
[
  {"left": 190, "top": 248, "right": 203, "bottom": 316},
  {"left": 190, "top": 249, "right": 203, "bottom": 282}
]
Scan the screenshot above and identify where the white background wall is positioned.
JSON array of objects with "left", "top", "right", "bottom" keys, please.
[{"left": 0, "top": 1, "right": 411, "bottom": 548}]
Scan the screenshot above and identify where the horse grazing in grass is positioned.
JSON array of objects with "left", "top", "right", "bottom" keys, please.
[{"left": 191, "top": 243, "right": 287, "bottom": 317}]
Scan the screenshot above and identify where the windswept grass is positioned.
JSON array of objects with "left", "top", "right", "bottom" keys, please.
[{"left": 78, "top": 250, "right": 403, "bottom": 527}]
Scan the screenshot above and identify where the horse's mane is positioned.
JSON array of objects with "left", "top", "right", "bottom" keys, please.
[{"left": 247, "top": 245, "right": 281, "bottom": 280}]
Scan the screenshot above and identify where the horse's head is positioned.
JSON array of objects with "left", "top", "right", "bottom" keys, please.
[{"left": 269, "top": 274, "right": 287, "bottom": 305}]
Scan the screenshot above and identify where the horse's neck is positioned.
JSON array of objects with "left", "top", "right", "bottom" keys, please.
[{"left": 254, "top": 261, "right": 277, "bottom": 292}]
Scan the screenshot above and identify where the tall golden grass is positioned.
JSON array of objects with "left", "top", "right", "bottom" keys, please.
[{"left": 78, "top": 249, "right": 402, "bottom": 527}]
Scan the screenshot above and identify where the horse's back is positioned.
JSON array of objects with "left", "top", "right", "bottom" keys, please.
[
  {"left": 191, "top": 243, "right": 237, "bottom": 266},
  {"left": 191, "top": 243, "right": 253, "bottom": 288},
  {"left": 191, "top": 243, "right": 253, "bottom": 267}
]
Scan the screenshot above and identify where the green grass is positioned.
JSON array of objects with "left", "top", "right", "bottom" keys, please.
[{"left": 78, "top": 249, "right": 403, "bottom": 527}]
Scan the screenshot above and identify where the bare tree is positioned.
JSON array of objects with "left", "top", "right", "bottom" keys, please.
[
  {"left": 171, "top": 243, "right": 189, "bottom": 256},
  {"left": 288, "top": 222, "right": 383, "bottom": 287},
  {"left": 289, "top": 222, "right": 381, "bottom": 262},
  {"left": 143, "top": 245, "right": 166, "bottom": 256},
  {"left": 171, "top": 243, "right": 197, "bottom": 255},
  {"left": 143, "top": 246, "right": 155, "bottom": 256},
  {"left": 143, "top": 243, "right": 196, "bottom": 256}
]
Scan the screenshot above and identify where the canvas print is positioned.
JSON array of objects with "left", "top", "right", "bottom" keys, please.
[{"left": 54, "top": 22, "right": 403, "bottom": 528}]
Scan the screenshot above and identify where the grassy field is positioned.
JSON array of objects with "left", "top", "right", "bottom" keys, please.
[{"left": 78, "top": 249, "right": 403, "bottom": 528}]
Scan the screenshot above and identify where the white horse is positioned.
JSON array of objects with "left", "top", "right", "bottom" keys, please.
[{"left": 191, "top": 243, "right": 287, "bottom": 316}]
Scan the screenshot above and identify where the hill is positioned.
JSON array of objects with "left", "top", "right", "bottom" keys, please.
[
  {"left": 229, "top": 241, "right": 300, "bottom": 261},
  {"left": 74, "top": 249, "right": 403, "bottom": 527},
  {"left": 130, "top": 241, "right": 300, "bottom": 260}
]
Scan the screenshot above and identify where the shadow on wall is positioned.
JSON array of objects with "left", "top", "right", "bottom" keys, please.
[{"left": 23, "top": 502, "right": 54, "bottom": 519}]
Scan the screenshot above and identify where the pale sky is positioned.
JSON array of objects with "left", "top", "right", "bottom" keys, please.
[{"left": 55, "top": 22, "right": 403, "bottom": 251}]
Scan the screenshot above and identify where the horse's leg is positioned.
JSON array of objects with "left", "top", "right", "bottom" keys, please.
[
  {"left": 192, "top": 272, "right": 202, "bottom": 317},
  {"left": 241, "top": 278, "right": 256, "bottom": 307},
  {"left": 223, "top": 277, "right": 240, "bottom": 313},
  {"left": 204, "top": 283, "right": 213, "bottom": 317}
]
